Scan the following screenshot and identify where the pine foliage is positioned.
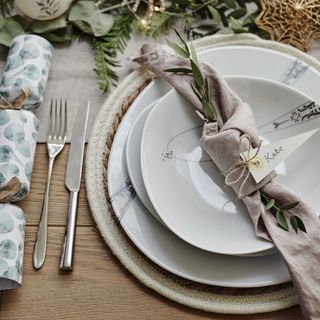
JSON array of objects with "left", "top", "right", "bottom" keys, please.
[{"left": 93, "top": 13, "right": 132, "bottom": 93}]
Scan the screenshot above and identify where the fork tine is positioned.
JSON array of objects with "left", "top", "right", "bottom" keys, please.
[
  {"left": 47, "top": 99, "right": 68, "bottom": 142},
  {"left": 58, "top": 99, "right": 63, "bottom": 138},
  {"left": 53, "top": 99, "right": 58, "bottom": 138},
  {"left": 47, "top": 99, "right": 53, "bottom": 139},
  {"left": 63, "top": 100, "right": 67, "bottom": 139}
]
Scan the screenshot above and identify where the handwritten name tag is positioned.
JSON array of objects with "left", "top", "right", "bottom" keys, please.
[
  {"left": 240, "top": 129, "right": 319, "bottom": 183},
  {"left": 264, "top": 146, "right": 284, "bottom": 163}
]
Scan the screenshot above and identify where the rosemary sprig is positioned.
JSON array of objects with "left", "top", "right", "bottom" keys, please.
[
  {"left": 165, "top": 30, "right": 217, "bottom": 122},
  {"left": 93, "top": 13, "right": 133, "bottom": 93},
  {"left": 261, "top": 192, "right": 307, "bottom": 233}
]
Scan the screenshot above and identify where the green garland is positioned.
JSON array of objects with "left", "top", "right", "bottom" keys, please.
[{"left": 0, "top": 0, "right": 267, "bottom": 93}]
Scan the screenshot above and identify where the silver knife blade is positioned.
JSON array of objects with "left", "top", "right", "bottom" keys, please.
[{"left": 65, "top": 102, "right": 90, "bottom": 191}]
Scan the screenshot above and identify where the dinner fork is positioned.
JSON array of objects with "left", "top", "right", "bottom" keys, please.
[{"left": 33, "top": 99, "right": 67, "bottom": 270}]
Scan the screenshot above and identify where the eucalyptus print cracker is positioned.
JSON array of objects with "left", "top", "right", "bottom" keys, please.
[{"left": 0, "top": 34, "right": 53, "bottom": 110}]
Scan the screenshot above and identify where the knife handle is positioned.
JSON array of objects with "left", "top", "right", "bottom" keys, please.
[{"left": 60, "top": 190, "right": 79, "bottom": 271}]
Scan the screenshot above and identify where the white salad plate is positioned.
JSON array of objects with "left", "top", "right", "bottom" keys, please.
[
  {"left": 141, "top": 76, "right": 320, "bottom": 255},
  {"left": 108, "top": 45, "right": 320, "bottom": 287}
]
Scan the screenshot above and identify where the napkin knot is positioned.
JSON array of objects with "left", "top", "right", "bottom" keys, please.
[
  {"left": 0, "top": 87, "right": 29, "bottom": 110},
  {"left": 223, "top": 134, "right": 262, "bottom": 198}
]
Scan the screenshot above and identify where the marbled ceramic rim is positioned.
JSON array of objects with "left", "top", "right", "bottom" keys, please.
[{"left": 85, "top": 34, "right": 320, "bottom": 314}]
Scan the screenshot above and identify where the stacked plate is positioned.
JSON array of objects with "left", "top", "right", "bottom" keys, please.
[{"left": 108, "top": 46, "right": 320, "bottom": 288}]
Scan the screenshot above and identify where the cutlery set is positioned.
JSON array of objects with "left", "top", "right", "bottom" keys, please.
[{"left": 33, "top": 100, "right": 90, "bottom": 271}]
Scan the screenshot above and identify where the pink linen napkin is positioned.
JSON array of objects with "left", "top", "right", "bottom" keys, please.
[{"left": 134, "top": 44, "right": 320, "bottom": 319}]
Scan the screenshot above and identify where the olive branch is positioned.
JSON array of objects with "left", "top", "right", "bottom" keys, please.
[{"left": 165, "top": 30, "right": 307, "bottom": 234}]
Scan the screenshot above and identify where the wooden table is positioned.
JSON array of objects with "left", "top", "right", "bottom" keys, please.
[{"left": 0, "top": 145, "right": 304, "bottom": 319}]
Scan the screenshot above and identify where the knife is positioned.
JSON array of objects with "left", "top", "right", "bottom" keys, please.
[{"left": 60, "top": 102, "right": 90, "bottom": 270}]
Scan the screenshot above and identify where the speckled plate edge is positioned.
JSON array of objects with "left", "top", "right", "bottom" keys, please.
[{"left": 84, "top": 34, "right": 320, "bottom": 314}]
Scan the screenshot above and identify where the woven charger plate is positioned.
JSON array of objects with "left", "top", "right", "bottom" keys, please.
[{"left": 86, "top": 34, "right": 320, "bottom": 314}]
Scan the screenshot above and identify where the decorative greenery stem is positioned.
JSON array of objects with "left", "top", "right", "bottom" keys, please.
[
  {"left": 165, "top": 29, "right": 217, "bottom": 122},
  {"left": 261, "top": 191, "right": 306, "bottom": 233},
  {"left": 93, "top": 13, "right": 133, "bottom": 92}
]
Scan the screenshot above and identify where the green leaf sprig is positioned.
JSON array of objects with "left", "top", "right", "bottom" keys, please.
[
  {"left": 69, "top": 1, "right": 114, "bottom": 37},
  {"left": 261, "top": 192, "right": 307, "bottom": 233},
  {"left": 165, "top": 30, "right": 217, "bottom": 123}
]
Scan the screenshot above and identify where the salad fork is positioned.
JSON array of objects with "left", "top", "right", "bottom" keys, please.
[{"left": 33, "top": 99, "right": 67, "bottom": 270}]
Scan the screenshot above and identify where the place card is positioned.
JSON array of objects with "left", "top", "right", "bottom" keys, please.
[{"left": 241, "top": 129, "right": 319, "bottom": 183}]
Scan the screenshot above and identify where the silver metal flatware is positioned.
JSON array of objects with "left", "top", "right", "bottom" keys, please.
[
  {"left": 59, "top": 102, "right": 90, "bottom": 270},
  {"left": 33, "top": 99, "right": 67, "bottom": 270}
]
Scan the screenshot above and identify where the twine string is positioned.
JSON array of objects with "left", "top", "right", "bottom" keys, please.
[
  {"left": 0, "top": 177, "right": 22, "bottom": 202},
  {"left": 223, "top": 134, "right": 262, "bottom": 197},
  {"left": 0, "top": 87, "right": 29, "bottom": 110}
]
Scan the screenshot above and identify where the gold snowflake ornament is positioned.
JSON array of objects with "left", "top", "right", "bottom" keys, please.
[{"left": 256, "top": 0, "right": 320, "bottom": 52}]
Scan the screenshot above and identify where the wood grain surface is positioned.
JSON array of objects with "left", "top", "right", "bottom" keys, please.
[{"left": 0, "top": 145, "right": 304, "bottom": 319}]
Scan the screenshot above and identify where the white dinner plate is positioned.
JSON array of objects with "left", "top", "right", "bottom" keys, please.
[
  {"left": 125, "top": 101, "right": 163, "bottom": 223},
  {"left": 108, "top": 45, "right": 320, "bottom": 287},
  {"left": 141, "top": 76, "right": 320, "bottom": 255}
]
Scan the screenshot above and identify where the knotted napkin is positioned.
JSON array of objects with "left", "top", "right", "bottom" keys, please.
[{"left": 134, "top": 44, "right": 320, "bottom": 319}]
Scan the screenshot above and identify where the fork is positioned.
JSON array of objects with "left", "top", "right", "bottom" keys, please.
[{"left": 33, "top": 99, "right": 67, "bottom": 270}]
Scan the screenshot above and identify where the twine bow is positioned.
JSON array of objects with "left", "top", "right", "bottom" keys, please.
[
  {"left": 223, "top": 134, "right": 262, "bottom": 198},
  {"left": 0, "top": 87, "right": 29, "bottom": 110},
  {"left": 0, "top": 177, "right": 22, "bottom": 202}
]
